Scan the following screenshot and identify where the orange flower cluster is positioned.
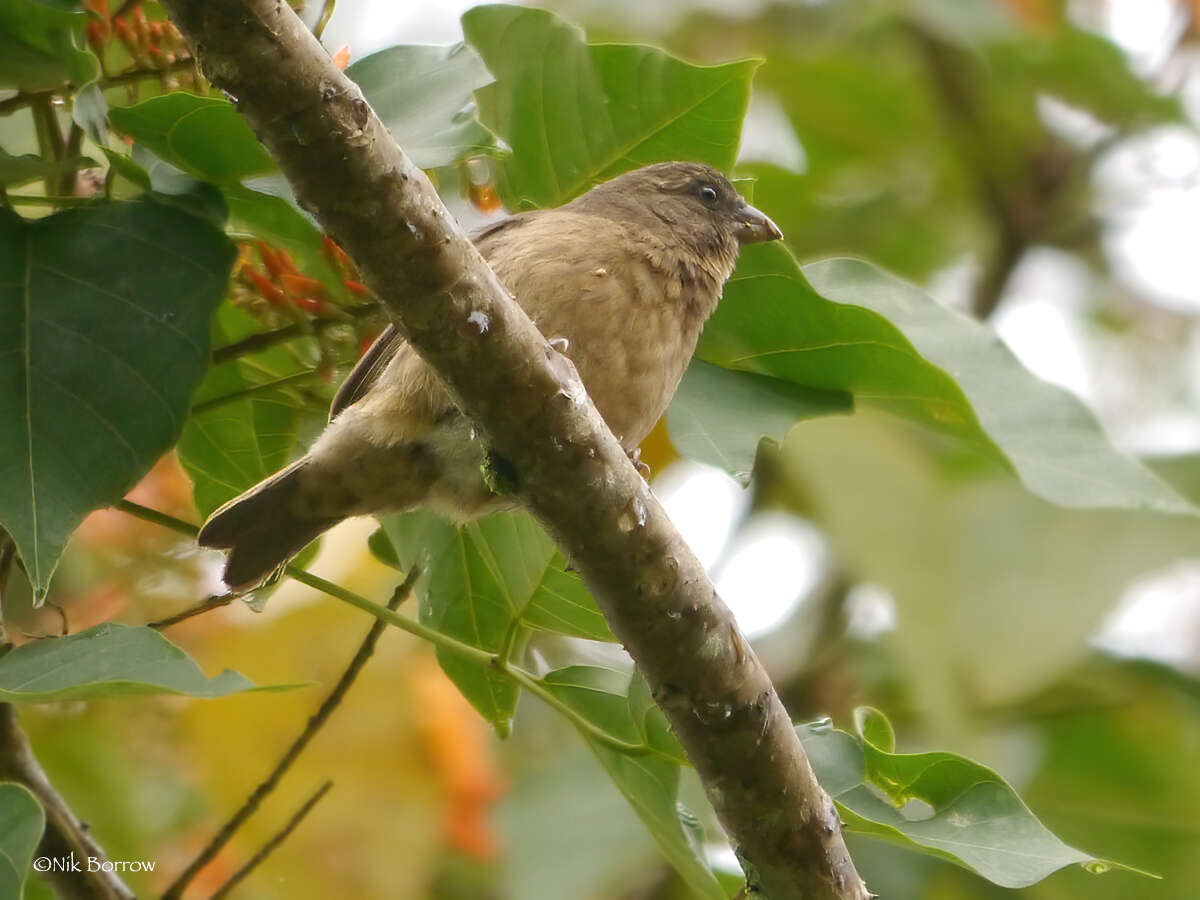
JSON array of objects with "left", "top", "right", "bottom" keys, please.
[
  {"left": 237, "top": 237, "right": 373, "bottom": 318},
  {"left": 412, "top": 661, "right": 507, "bottom": 861},
  {"left": 84, "top": 1, "right": 189, "bottom": 70}
]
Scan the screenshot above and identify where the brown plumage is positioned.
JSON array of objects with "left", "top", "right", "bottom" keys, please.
[{"left": 198, "top": 162, "right": 782, "bottom": 590}]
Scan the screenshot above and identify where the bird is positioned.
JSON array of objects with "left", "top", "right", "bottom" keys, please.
[{"left": 198, "top": 161, "right": 782, "bottom": 591}]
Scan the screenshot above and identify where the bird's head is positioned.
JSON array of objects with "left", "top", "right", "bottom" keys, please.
[{"left": 569, "top": 161, "right": 783, "bottom": 257}]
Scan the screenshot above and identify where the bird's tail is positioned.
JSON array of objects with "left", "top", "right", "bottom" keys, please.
[{"left": 197, "top": 458, "right": 340, "bottom": 593}]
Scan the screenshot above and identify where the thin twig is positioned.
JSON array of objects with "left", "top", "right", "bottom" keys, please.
[
  {"left": 148, "top": 593, "right": 236, "bottom": 629},
  {"left": 57, "top": 122, "right": 85, "bottom": 196},
  {"left": 208, "top": 780, "right": 333, "bottom": 900},
  {"left": 159, "top": 566, "right": 421, "bottom": 900},
  {"left": 211, "top": 302, "right": 378, "bottom": 364},
  {"left": 115, "top": 501, "right": 653, "bottom": 756},
  {"left": 0, "top": 59, "right": 196, "bottom": 119},
  {"left": 102, "top": 56, "right": 197, "bottom": 88},
  {"left": 3, "top": 194, "right": 95, "bottom": 208},
  {"left": 30, "top": 93, "right": 65, "bottom": 197},
  {"left": 0, "top": 91, "right": 42, "bottom": 117},
  {"left": 0, "top": 530, "right": 15, "bottom": 650},
  {"left": 190, "top": 369, "right": 321, "bottom": 415}
]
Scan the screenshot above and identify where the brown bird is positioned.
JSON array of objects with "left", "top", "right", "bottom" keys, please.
[{"left": 198, "top": 161, "right": 782, "bottom": 590}]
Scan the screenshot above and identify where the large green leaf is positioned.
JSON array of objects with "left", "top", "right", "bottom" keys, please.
[
  {"left": 542, "top": 666, "right": 724, "bottom": 900},
  {"left": 346, "top": 42, "right": 504, "bottom": 169},
  {"left": 668, "top": 360, "right": 850, "bottom": 482},
  {"left": 0, "top": 147, "right": 96, "bottom": 188},
  {"left": 693, "top": 246, "right": 1193, "bottom": 515},
  {"left": 113, "top": 46, "right": 504, "bottom": 183},
  {"left": 378, "top": 510, "right": 614, "bottom": 732},
  {"left": 0, "top": 623, "right": 290, "bottom": 701},
  {"left": 782, "top": 414, "right": 1200, "bottom": 705},
  {"left": 176, "top": 303, "right": 320, "bottom": 517},
  {"left": 0, "top": 0, "right": 97, "bottom": 91},
  {"left": 797, "top": 709, "right": 1144, "bottom": 889},
  {"left": 1012, "top": 658, "right": 1200, "bottom": 900},
  {"left": 463, "top": 4, "right": 759, "bottom": 208},
  {"left": 0, "top": 784, "right": 43, "bottom": 900},
  {"left": 540, "top": 666, "right": 686, "bottom": 765},
  {"left": 985, "top": 28, "right": 1182, "bottom": 129},
  {"left": 742, "top": 32, "right": 980, "bottom": 280},
  {"left": 108, "top": 94, "right": 276, "bottom": 185},
  {"left": 0, "top": 197, "right": 235, "bottom": 599}
]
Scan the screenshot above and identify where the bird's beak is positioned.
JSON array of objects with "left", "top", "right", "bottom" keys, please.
[{"left": 734, "top": 203, "right": 783, "bottom": 244}]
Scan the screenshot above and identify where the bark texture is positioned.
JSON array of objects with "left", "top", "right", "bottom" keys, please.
[
  {"left": 0, "top": 705, "right": 136, "bottom": 900},
  {"left": 158, "top": 2, "right": 870, "bottom": 896}
]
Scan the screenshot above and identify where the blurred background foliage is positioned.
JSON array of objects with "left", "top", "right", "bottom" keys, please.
[{"left": 3, "top": 0, "right": 1200, "bottom": 898}]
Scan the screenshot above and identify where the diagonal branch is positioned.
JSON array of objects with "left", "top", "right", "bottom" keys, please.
[
  {"left": 159, "top": 568, "right": 420, "bottom": 900},
  {"left": 0, "top": 705, "right": 136, "bottom": 900},
  {"left": 156, "top": 2, "right": 870, "bottom": 896}
]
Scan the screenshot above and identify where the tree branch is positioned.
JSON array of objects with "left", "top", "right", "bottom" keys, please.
[
  {"left": 156, "top": 2, "right": 869, "bottom": 896},
  {"left": 208, "top": 780, "right": 333, "bottom": 900},
  {"left": 0, "top": 705, "right": 136, "bottom": 900}
]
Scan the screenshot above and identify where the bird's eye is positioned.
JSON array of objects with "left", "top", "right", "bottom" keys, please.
[{"left": 698, "top": 185, "right": 719, "bottom": 206}]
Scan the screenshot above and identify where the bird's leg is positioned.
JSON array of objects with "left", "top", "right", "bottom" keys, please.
[{"left": 627, "top": 447, "right": 651, "bottom": 480}]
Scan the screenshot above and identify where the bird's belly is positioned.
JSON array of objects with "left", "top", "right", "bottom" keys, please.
[{"left": 561, "top": 298, "right": 697, "bottom": 449}]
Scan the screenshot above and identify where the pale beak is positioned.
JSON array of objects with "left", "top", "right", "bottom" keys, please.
[{"left": 734, "top": 202, "right": 783, "bottom": 244}]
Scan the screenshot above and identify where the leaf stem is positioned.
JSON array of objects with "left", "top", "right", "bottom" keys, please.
[
  {"left": 190, "top": 369, "right": 321, "bottom": 415},
  {"left": 0, "top": 60, "right": 197, "bottom": 118},
  {"left": 3, "top": 195, "right": 95, "bottom": 208},
  {"left": 116, "top": 500, "right": 651, "bottom": 755},
  {"left": 501, "top": 663, "right": 649, "bottom": 755},
  {"left": 495, "top": 618, "right": 522, "bottom": 667},
  {"left": 313, "top": 0, "right": 336, "bottom": 41},
  {"left": 210, "top": 302, "right": 379, "bottom": 364}
]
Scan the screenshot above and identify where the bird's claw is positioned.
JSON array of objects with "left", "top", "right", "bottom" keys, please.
[
  {"left": 548, "top": 336, "right": 569, "bottom": 353},
  {"left": 627, "top": 447, "right": 651, "bottom": 479}
]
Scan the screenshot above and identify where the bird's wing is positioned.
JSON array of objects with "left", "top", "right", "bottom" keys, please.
[
  {"left": 328, "top": 211, "right": 540, "bottom": 421},
  {"left": 329, "top": 324, "right": 405, "bottom": 421}
]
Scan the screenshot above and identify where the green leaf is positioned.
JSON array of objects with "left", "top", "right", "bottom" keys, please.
[
  {"left": 72, "top": 80, "right": 108, "bottom": 143},
  {"left": 379, "top": 510, "right": 614, "bottom": 731},
  {"left": 176, "top": 303, "right": 319, "bottom": 517},
  {"left": 853, "top": 705, "right": 894, "bottom": 753},
  {"left": 783, "top": 413, "right": 1200, "bottom": 705},
  {"left": 697, "top": 246, "right": 1193, "bottom": 515},
  {"left": 592, "top": 742, "right": 723, "bottom": 899},
  {"left": 743, "top": 32, "right": 980, "bottom": 281},
  {"left": 0, "top": 623, "right": 292, "bottom": 701},
  {"left": 346, "top": 42, "right": 504, "bottom": 170},
  {"left": 463, "top": 4, "right": 759, "bottom": 208},
  {"left": 109, "top": 93, "right": 276, "bottom": 185},
  {"left": 108, "top": 92, "right": 346, "bottom": 290},
  {"left": 0, "top": 147, "right": 96, "bottom": 188},
  {"left": 0, "top": 784, "right": 43, "bottom": 900},
  {"left": 797, "top": 710, "right": 1147, "bottom": 888},
  {"left": 0, "top": 0, "right": 97, "bottom": 92},
  {"left": 0, "top": 197, "right": 235, "bottom": 599},
  {"left": 987, "top": 29, "right": 1182, "bottom": 128},
  {"left": 540, "top": 666, "right": 723, "bottom": 899},
  {"left": 1015, "top": 657, "right": 1200, "bottom": 900},
  {"left": 667, "top": 359, "right": 850, "bottom": 482},
  {"left": 541, "top": 666, "right": 686, "bottom": 764},
  {"left": 99, "top": 147, "right": 151, "bottom": 191}
]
